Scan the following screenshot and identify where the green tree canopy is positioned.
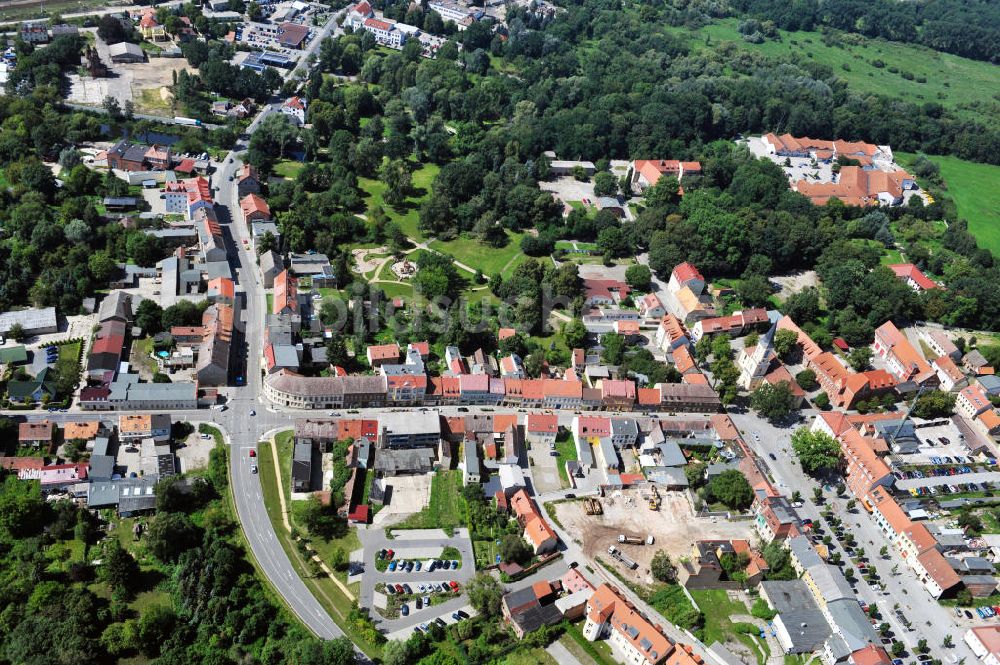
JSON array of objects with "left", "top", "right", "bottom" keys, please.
[{"left": 790, "top": 428, "right": 842, "bottom": 475}]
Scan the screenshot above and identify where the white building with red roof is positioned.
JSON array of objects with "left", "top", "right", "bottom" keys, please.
[
  {"left": 525, "top": 413, "right": 559, "bottom": 445},
  {"left": 638, "top": 293, "right": 666, "bottom": 319},
  {"left": 888, "top": 263, "right": 939, "bottom": 292},
  {"left": 281, "top": 96, "right": 307, "bottom": 125},
  {"left": 966, "top": 626, "right": 1000, "bottom": 665},
  {"left": 631, "top": 159, "right": 702, "bottom": 191}
]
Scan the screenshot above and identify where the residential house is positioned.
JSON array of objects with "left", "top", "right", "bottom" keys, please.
[
  {"left": 366, "top": 343, "right": 400, "bottom": 367},
  {"left": 18, "top": 421, "right": 54, "bottom": 450},
  {"left": 638, "top": 293, "right": 666, "bottom": 319},
  {"left": 260, "top": 250, "right": 282, "bottom": 288},
  {"left": 525, "top": 413, "right": 559, "bottom": 446},
  {"left": 690, "top": 308, "right": 769, "bottom": 342},
  {"left": 920, "top": 329, "right": 961, "bottom": 361},
  {"left": 888, "top": 264, "right": 938, "bottom": 292},
  {"left": 273, "top": 270, "right": 299, "bottom": 316},
  {"left": 281, "top": 96, "right": 307, "bottom": 124},
  {"left": 509, "top": 489, "right": 558, "bottom": 554},
  {"left": 240, "top": 193, "right": 271, "bottom": 225},
  {"left": 958, "top": 384, "right": 992, "bottom": 420},
  {"left": 583, "top": 583, "right": 701, "bottom": 665},
  {"left": 760, "top": 580, "right": 831, "bottom": 655},
  {"left": 86, "top": 319, "right": 128, "bottom": 379},
  {"left": 873, "top": 321, "right": 938, "bottom": 385},
  {"left": 119, "top": 414, "right": 171, "bottom": 442},
  {"left": 237, "top": 163, "right": 261, "bottom": 197},
  {"left": 934, "top": 356, "right": 968, "bottom": 392},
  {"left": 631, "top": 159, "right": 702, "bottom": 191},
  {"left": 583, "top": 279, "right": 630, "bottom": 308},
  {"left": 964, "top": 350, "right": 994, "bottom": 376},
  {"left": 138, "top": 10, "right": 167, "bottom": 40},
  {"left": 965, "top": 626, "right": 1000, "bottom": 665}
]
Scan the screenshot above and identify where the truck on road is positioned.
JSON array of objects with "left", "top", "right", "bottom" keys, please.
[
  {"left": 618, "top": 534, "right": 654, "bottom": 545},
  {"left": 174, "top": 116, "right": 203, "bottom": 126},
  {"left": 607, "top": 546, "right": 638, "bottom": 570}
]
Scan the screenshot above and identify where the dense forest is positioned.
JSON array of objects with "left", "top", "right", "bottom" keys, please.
[
  {"left": 729, "top": 0, "right": 1000, "bottom": 64},
  {"left": 0, "top": 433, "right": 356, "bottom": 665}
]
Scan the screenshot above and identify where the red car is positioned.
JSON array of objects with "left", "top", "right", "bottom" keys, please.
[
  {"left": 449, "top": 581, "right": 460, "bottom": 592},
  {"left": 249, "top": 449, "right": 257, "bottom": 458},
  {"left": 386, "top": 549, "right": 394, "bottom": 560},
  {"left": 395, "top": 584, "right": 404, "bottom": 594}
]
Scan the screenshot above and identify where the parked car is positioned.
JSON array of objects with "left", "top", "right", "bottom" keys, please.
[
  {"left": 423, "top": 595, "right": 431, "bottom": 607},
  {"left": 434, "top": 617, "right": 446, "bottom": 627},
  {"left": 385, "top": 584, "right": 395, "bottom": 595},
  {"left": 415, "top": 561, "right": 422, "bottom": 571},
  {"left": 456, "top": 610, "right": 469, "bottom": 619},
  {"left": 389, "top": 561, "right": 397, "bottom": 572},
  {"left": 386, "top": 549, "right": 394, "bottom": 560},
  {"left": 395, "top": 584, "right": 404, "bottom": 594},
  {"left": 415, "top": 598, "right": 423, "bottom": 610},
  {"left": 403, "top": 584, "right": 412, "bottom": 594},
  {"left": 401, "top": 604, "right": 409, "bottom": 617}
]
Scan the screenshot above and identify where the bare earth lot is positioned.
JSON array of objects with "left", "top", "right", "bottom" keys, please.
[
  {"left": 555, "top": 489, "right": 752, "bottom": 584},
  {"left": 67, "top": 31, "right": 189, "bottom": 115}
]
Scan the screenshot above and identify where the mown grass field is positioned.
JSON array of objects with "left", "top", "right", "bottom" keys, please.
[
  {"left": 666, "top": 19, "right": 1000, "bottom": 123},
  {"left": 357, "top": 162, "right": 440, "bottom": 241},
  {"left": 429, "top": 232, "right": 525, "bottom": 276},
  {"left": 898, "top": 153, "right": 1000, "bottom": 256}
]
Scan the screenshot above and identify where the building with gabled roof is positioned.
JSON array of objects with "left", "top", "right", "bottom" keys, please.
[
  {"left": 273, "top": 270, "right": 298, "bottom": 316},
  {"left": 888, "top": 264, "right": 938, "bottom": 292},
  {"left": 631, "top": 159, "right": 702, "bottom": 191},
  {"left": 240, "top": 193, "right": 271, "bottom": 225},
  {"left": 965, "top": 625, "right": 1000, "bottom": 665},
  {"left": 873, "top": 321, "right": 937, "bottom": 385},
  {"left": 583, "top": 583, "right": 699, "bottom": 665}
]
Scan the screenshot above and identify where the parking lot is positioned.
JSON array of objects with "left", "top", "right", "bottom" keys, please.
[
  {"left": 357, "top": 528, "right": 476, "bottom": 635},
  {"left": 895, "top": 470, "right": 1000, "bottom": 493}
]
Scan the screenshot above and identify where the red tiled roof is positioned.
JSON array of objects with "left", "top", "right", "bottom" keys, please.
[
  {"left": 526, "top": 413, "right": 558, "bottom": 433},
  {"left": 672, "top": 262, "right": 703, "bottom": 284},
  {"left": 888, "top": 264, "right": 938, "bottom": 290}
]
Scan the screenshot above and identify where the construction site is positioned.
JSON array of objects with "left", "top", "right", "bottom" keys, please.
[{"left": 555, "top": 487, "right": 753, "bottom": 585}]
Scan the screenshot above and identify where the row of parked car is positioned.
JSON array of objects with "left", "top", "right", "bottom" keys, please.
[
  {"left": 897, "top": 465, "right": 979, "bottom": 480},
  {"left": 907, "top": 482, "right": 989, "bottom": 497},
  {"left": 386, "top": 581, "right": 461, "bottom": 596},
  {"left": 975, "top": 605, "right": 1000, "bottom": 619},
  {"left": 386, "top": 558, "right": 460, "bottom": 573},
  {"left": 414, "top": 610, "right": 470, "bottom": 633}
]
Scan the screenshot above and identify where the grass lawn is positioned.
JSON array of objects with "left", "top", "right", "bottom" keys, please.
[
  {"left": 274, "top": 160, "right": 305, "bottom": 179},
  {"left": 357, "top": 162, "right": 439, "bottom": 241},
  {"left": 504, "top": 648, "right": 558, "bottom": 665},
  {"left": 554, "top": 431, "right": 578, "bottom": 489},
  {"left": 664, "top": 18, "right": 1000, "bottom": 123},
  {"left": 473, "top": 538, "right": 499, "bottom": 569},
  {"left": 898, "top": 153, "right": 1000, "bottom": 256},
  {"left": 690, "top": 589, "right": 769, "bottom": 664},
  {"left": 880, "top": 248, "right": 905, "bottom": 264},
  {"left": 429, "top": 232, "right": 525, "bottom": 276},
  {"left": 135, "top": 87, "right": 172, "bottom": 116},
  {"left": 566, "top": 200, "right": 585, "bottom": 210},
  {"left": 255, "top": 432, "right": 382, "bottom": 657},
  {"left": 394, "top": 469, "right": 467, "bottom": 531},
  {"left": 563, "top": 620, "right": 618, "bottom": 665}
]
